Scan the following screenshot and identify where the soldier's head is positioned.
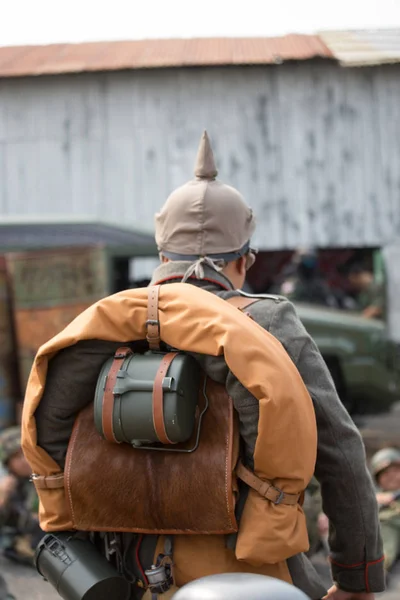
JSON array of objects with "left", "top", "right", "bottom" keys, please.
[
  {"left": 347, "top": 263, "right": 373, "bottom": 292},
  {"left": 154, "top": 131, "right": 256, "bottom": 289},
  {"left": 0, "top": 426, "right": 31, "bottom": 478},
  {"left": 371, "top": 447, "right": 400, "bottom": 490}
]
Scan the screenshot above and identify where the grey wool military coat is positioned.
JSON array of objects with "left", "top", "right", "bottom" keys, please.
[{"left": 150, "top": 262, "right": 385, "bottom": 599}]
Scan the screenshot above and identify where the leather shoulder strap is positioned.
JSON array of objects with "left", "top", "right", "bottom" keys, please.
[
  {"left": 147, "top": 285, "right": 161, "bottom": 350},
  {"left": 226, "top": 295, "right": 261, "bottom": 311}
]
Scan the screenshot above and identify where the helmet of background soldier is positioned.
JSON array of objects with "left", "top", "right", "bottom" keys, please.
[
  {"left": 172, "top": 573, "right": 310, "bottom": 600},
  {"left": 371, "top": 447, "right": 400, "bottom": 482},
  {"left": 0, "top": 426, "right": 22, "bottom": 466}
]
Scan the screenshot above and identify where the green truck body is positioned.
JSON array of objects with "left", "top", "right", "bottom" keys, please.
[{"left": 296, "top": 303, "right": 400, "bottom": 414}]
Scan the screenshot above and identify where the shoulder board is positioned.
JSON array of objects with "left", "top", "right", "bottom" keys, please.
[{"left": 236, "top": 290, "right": 285, "bottom": 303}]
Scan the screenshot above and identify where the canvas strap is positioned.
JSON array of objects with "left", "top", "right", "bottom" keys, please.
[
  {"left": 146, "top": 286, "right": 161, "bottom": 350},
  {"left": 102, "top": 346, "right": 133, "bottom": 443},
  {"left": 152, "top": 352, "right": 178, "bottom": 444},
  {"left": 236, "top": 461, "right": 300, "bottom": 506}
]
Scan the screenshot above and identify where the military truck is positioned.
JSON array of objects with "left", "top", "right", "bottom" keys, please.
[
  {"left": 293, "top": 245, "right": 400, "bottom": 416},
  {"left": 295, "top": 303, "right": 400, "bottom": 415}
]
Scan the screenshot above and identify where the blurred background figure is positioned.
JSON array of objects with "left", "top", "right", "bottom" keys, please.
[
  {"left": 0, "top": 575, "right": 14, "bottom": 600},
  {"left": 371, "top": 447, "right": 400, "bottom": 574},
  {"left": 277, "top": 247, "right": 339, "bottom": 308},
  {"left": 347, "top": 263, "right": 386, "bottom": 319},
  {"left": 0, "top": 427, "right": 42, "bottom": 567},
  {"left": 302, "top": 476, "right": 324, "bottom": 556}
]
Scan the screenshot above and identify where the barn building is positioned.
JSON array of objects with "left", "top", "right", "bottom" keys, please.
[{"left": 1, "top": 29, "right": 400, "bottom": 287}]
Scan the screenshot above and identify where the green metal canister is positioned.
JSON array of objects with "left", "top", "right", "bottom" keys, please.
[{"left": 94, "top": 352, "right": 201, "bottom": 446}]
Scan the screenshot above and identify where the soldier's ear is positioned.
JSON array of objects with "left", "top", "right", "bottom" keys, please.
[{"left": 237, "top": 256, "right": 247, "bottom": 276}]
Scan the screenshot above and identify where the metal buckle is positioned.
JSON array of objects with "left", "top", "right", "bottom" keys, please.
[
  {"left": 146, "top": 319, "right": 160, "bottom": 326},
  {"left": 162, "top": 377, "right": 174, "bottom": 391},
  {"left": 114, "top": 348, "right": 131, "bottom": 359},
  {"left": 272, "top": 487, "right": 285, "bottom": 505}
]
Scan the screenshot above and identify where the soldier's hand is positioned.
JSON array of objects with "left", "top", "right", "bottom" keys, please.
[
  {"left": 323, "top": 584, "right": 374, "bottom": 599},
  {"left": 376, "top": 491, "right": 395, "bottom": 506},
  {"left": 317, "top": 512, "right": 329, "bottom": 536}
]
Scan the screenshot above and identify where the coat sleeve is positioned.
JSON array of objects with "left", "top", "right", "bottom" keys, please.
[{"left": 265, "top": 299, "right": 385, "bottom": 594}]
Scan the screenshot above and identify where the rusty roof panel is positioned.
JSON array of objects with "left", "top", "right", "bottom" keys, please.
[
  {"left": 319, "top": 29, "right": 400, "bottom": 66},
  {"left": 0, "top": 35, "right": 332, "bottom": 78}
]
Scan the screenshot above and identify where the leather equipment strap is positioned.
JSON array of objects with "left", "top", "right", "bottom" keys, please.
[
  {"left": 102, "top": 346, "right": 133, "bottom": 443},
  {"left": 226, "top": 296, "right": 260, "bottom": 312},
  {"left": 31, "top": 473, "right": 65, "bottom": 490},
  {"left": 152, "top": 352, "right": 178, "bottom": 444},
  {"left": 236, "top": 461, "right": 301, "bottom": 506},
  {"left": 147, "top": 285, "right": 161, "bottom": 350}
]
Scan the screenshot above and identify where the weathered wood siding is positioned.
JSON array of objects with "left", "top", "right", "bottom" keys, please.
[{"left": 1, "top": 61, "right": 400, "bottom": 250}]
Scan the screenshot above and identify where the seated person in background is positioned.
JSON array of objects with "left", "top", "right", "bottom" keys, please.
[
  {"left": 347, "top": 263, "right": 385, "bottom": 319},
  {"left": 303, "top": 476, "right": 323, "bottom": 556},
  {"left": 0, "top": 427, "right": 42, "bottom": 565},
  {"left": 370, "top": 448, "right": 400, "bottom": 572},
  {"left": 303, "top": 477, "right": 330, "bottom": 558},
  {"left": 278, "top": 248, "right": 339, "bottom": 308}
]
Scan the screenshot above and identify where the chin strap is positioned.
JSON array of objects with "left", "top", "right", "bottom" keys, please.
[{"left": 181, "top": 256, "right": 225, "bottom": 283}]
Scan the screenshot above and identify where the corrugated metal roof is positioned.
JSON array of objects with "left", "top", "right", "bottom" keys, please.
[
  {"left": 0, "top": 218, "right": 157, "bottom": 253},
  {"left": 0, "top": 35, "right": 332, "bottom": 78},
  {"left": 319, "top": 29, "right": 400, "bottom": 67}
]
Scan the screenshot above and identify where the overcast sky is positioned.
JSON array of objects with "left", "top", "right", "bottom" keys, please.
[{"left": 2, "top": 0, "right": 400, "bottom": 46}]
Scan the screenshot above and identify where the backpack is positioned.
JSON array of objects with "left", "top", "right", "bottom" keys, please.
[{"left": 22, "top": 283, "right": 317, "bottom": 566}]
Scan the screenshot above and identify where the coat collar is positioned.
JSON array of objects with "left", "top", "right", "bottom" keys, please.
[{"left": 150, "top": 261, "right": 235, "bottom": 292}]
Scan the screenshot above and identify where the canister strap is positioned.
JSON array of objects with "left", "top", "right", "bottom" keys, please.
[
  {"left": 31, "top": 473, "right": 65, "bottom": 490},
  {"left": 147, "top": 286, "right": 161, "bottom": 350},
  {"left": 102, "top": 346, "right": 133, "bottom": 443},
  {"left": 236, "top": 461, "right": 301, "bottom": 506},
  {"left": 153, "top": 352, "right": 178, "bottom": 445}
]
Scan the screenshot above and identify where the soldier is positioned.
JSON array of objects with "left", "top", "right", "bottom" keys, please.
[
  {"left": 0, "top": 427, "right": 42, "bottom": 566},
  {"left": 302, "top": 477, "right": 324, "bottom": 557},
  {"left": 148, "top": 132, "right": 384, "bottom": 599},
  {"left": 347, "top": 264, "right": 385, "bottom": 319},
  {"left": 278, "top": 248, "right": 338, "bottom": 308},
  {"left": 371, "top": 448, "right": 400, "bottom": 572}
]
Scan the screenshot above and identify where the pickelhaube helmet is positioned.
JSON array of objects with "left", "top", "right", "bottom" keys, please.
[
  {"left": 155, "top": 131, "right": 256, "bottom": 279},
  {"left": 172, "top": 573, "right": 310, "bottom": 600},
  {"left": 0, "top": 426, "right": 21, "bottom": 465},
  {"left": 371, "top": 447, "right": 400, "bottom": 481}
]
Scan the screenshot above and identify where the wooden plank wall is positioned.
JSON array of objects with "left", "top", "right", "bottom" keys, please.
[{"left": 1, "top": 60, "right": 399, "bottom": 250}]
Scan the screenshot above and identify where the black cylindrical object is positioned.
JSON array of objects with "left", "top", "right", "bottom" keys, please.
[{"left": 35, "top": 533, "right": 131, "bottom": 600}]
